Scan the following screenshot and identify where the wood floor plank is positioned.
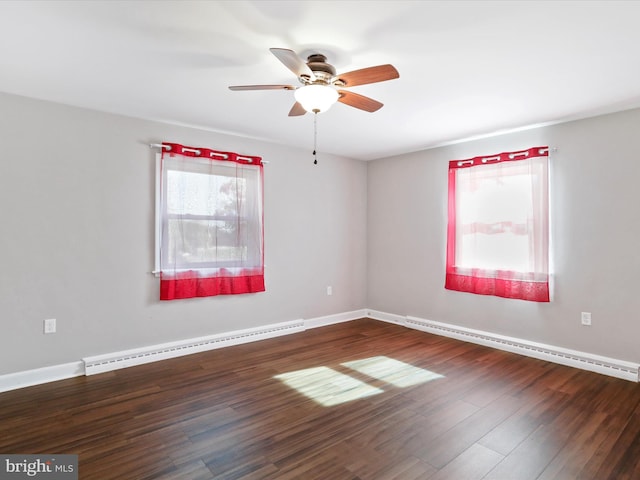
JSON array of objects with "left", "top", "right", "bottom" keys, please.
[
  {"left": 591, "top": 411, "right": 640, "bottom": 480},
  {"left": 155, "top": 460, "right": 214, "bottom": 480},
  {"left": 535, "top": 411, "right": 613, "bottom": 480},
  {"left": 428, "top": 443, "right": 504, "bottom": 480},
  {"left": 371, "top": 399, "right": 480, "bottom": 458},
  {"left": 329, "top": 440, "right": 436, "bottom": 480},
  {"left": 414, "top": 393, "right": 524, "bottom": 469},
  {"left": 1, "top": 318, "right": 639, "bottom": 479},
  {"left": 477, "top": 388, "right": 569, "bottom": 456},
  {"left": 482, "top": 403, "right": 601, "bottom": 480}
]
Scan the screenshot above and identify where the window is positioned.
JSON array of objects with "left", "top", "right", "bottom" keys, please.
[
  {"left": 156, "top": 142, "right": 264, "bottom": 300},
  {"left": 445, "top": 146, "right": 549, "bottom": 302}
]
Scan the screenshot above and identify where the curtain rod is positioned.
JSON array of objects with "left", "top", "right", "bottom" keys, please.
[{"left": 148, "top": 143, "right": 269, "bottom": 164}]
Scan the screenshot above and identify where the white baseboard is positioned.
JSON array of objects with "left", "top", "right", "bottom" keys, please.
[
  {"left": 83, "top": 319, "right": 307, "bottom": 375},
  {"left": 366, "top": 309, "right": 406, "bottom": 326},
  {"left": 84, "top": 310, "right": 368, "bottom": 376},
  {"left": 0, "top": 362, "right": 85, "bottom": 393},
  {"left": 401, "top": 314, "right": 639, "bottom": 382},
  {"left": 305, "top": 309, "right": 368, "bottom": 329}
]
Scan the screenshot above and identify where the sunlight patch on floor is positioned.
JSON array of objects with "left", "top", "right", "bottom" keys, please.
[
  {"left": 274, "top": 366, "right": 384, "bottom": 407},
  {"left": 342, "top": 356, "right": 444, "bottom": 388},
  {"left": 275, "top": 356, "right": 444, "bottom": 407}
]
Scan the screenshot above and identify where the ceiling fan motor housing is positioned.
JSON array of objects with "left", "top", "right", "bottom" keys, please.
[{"left": 304, "top": 54, "right": 336, "bottom": 85}]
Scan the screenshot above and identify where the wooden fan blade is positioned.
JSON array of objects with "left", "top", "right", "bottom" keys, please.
[
  {"left": 288, "top": 102, "right": 307, "bottom": 116},
  {"left": 270, "top": 48, "right": 316, "bottom": 81},
  {"left": 336, "top": 64, "right": 399, "bottom": 87},
  {"left": 229, "top": 84, "right": 296, "bottom": 91},
  {"left": 338, "top": 90, "right": 383, "bottom": 112}
]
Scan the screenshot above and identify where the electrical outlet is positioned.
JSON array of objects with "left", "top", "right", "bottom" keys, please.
[
  {"left": 44, "top": 318, "right": 56, "bottom": 334},
  {"left": 327, "top": 286, "right": 333, "bottom": 296},
  {"left": 581, "top": 312, "right": 592, "bottom": 326}
]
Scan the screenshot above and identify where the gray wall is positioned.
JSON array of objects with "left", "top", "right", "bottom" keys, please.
[
  {"left": 0, "top": 92, "right": 368, "bottom": 375},
  {"left": 2, "top": 90, "right": 639, "bottom": 376},
  {"left": 367, "top": 108, "right": 640, "bottom": 363}
]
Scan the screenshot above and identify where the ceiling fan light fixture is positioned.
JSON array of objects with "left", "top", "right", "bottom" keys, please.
[{"left": 294, "top": 85, "right": 339, "bottom": 113}]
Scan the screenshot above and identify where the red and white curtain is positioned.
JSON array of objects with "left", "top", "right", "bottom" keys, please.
[
  {"left": 159, "top": 142, "right": 264, "bottom": 300},
  {"left": 445, "top": 146, "right": 550, "bottom": 302}
]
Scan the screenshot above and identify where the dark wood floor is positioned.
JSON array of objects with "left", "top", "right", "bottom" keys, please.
[{"left": 1, "top": 319, "right": 640, "bottom": 479}]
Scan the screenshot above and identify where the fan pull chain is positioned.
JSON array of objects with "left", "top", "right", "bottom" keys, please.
[{"left": 313, "top": 111, "right": 318, "bottom": 165}]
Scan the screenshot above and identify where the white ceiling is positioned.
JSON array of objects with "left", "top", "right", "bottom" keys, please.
[{"left": 1, "top": 1, "right": 639, "bottom": 160}]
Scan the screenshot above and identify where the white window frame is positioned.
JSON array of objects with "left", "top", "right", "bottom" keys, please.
[{"left": 154, "top": 153, "right": 263, "bottom": 277}]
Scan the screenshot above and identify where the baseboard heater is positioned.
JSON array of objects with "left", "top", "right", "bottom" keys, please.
[
  {"left": 83, "top": 320, "right": 305, "bottom": 375},
  {"left": 403, "top": 315, "right": 639, "bottom": 382}
]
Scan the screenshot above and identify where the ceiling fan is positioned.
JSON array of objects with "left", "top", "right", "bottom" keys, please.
[{"left": 229, "top": 48, "right": 400, "bottom": 116}]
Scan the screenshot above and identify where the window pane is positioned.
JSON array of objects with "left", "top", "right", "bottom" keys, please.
[
  {"left": 456, "top": 169, "right": 533, "bottom": 272},
  {"left": 160, "top": 155, "right": 262, "bottom": 271},
  {"left": 166, "top": 170, "right": 246, "bottom": 217},
  {"left": 165, "top": 219, "right": 248, "bottom": 266}
]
